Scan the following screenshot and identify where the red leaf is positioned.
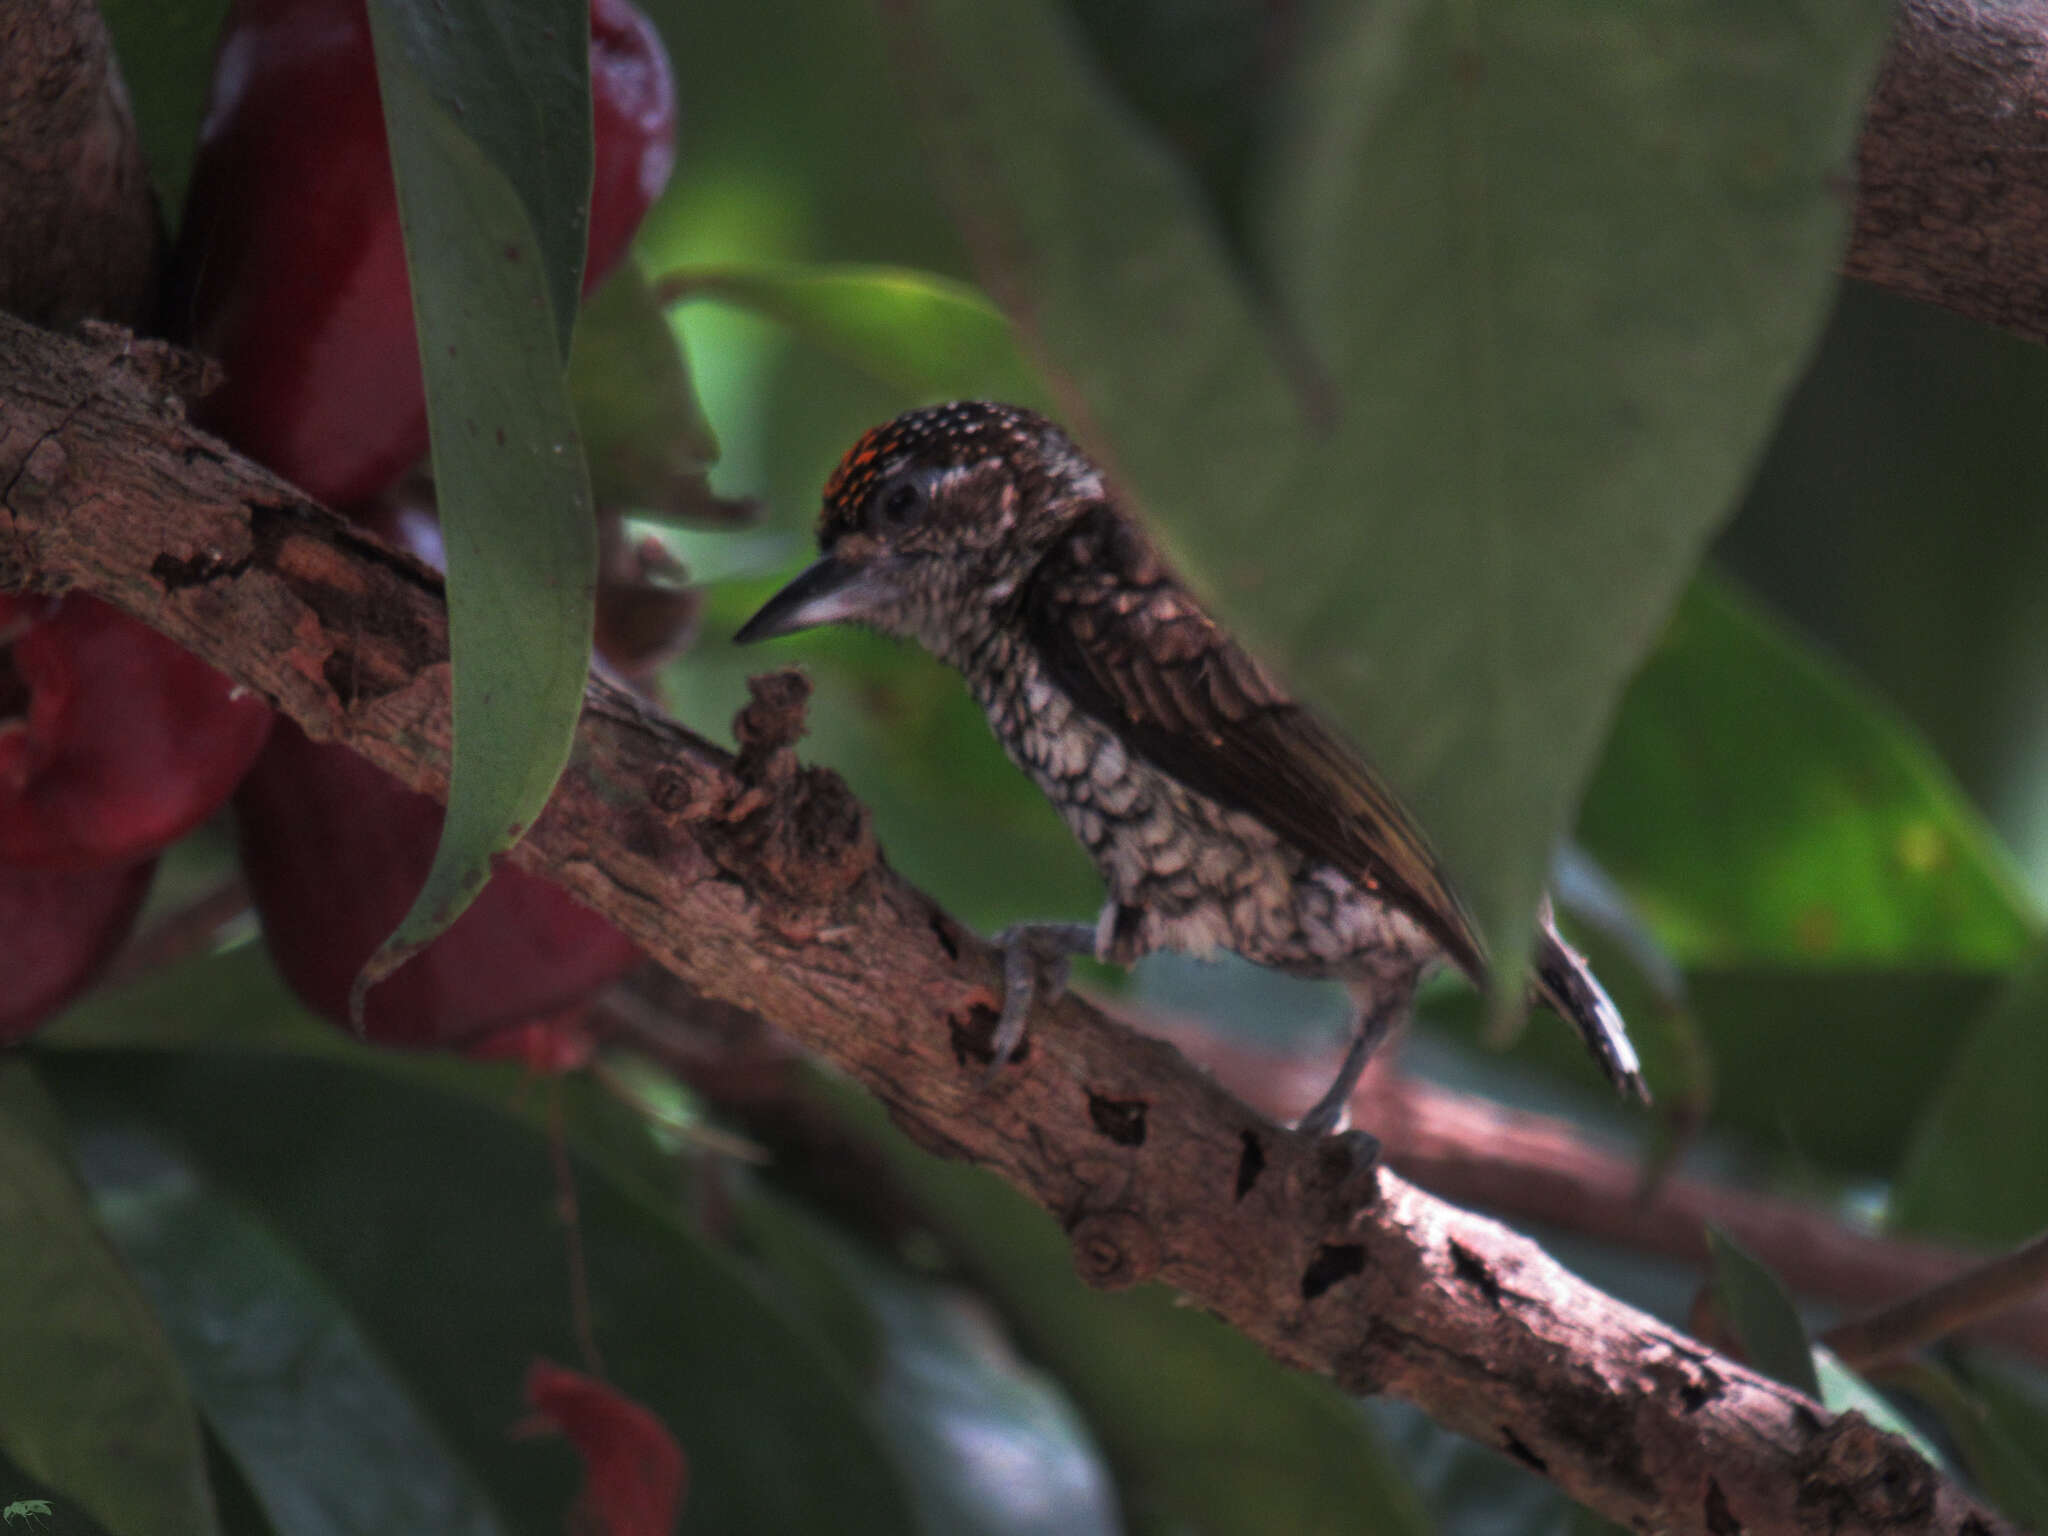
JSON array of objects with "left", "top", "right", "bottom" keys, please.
[{"left": 518, "top": 1360, "right": 686, "bottom": 1536}]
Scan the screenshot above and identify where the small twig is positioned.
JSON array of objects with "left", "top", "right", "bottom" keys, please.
[
  {"left": 1823, "top": 1230, "right": 2048, "bottom": 1372},
  {"left": 546, "top": 1084, "right": 606, "bottom": 1380}
]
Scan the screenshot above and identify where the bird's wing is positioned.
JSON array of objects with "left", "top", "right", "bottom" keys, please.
[{"left": 1019, "top": 506, "right": 1487, "bottom": 980}]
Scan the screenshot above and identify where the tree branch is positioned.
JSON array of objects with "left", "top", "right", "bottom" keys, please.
[
  {"left": 1822, "top": 1232, "right": 2048, "bottom": 1373},
  {"left": 1846, "top": 0, "right": 2048, "bottom": 345},
  {"left": 1154, "top": 1019, "right": 2048, "bottom": 1367},
  {"left": 0, "top": 312, "right": 2008, "bottom": 1536},
  {"left": 0, "top": 0, "right": 159, "bottom": 328}
]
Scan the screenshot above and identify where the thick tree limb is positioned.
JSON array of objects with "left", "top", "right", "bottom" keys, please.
[
  {"left": 1847, "top": 0, "right": 2048, "bottom": 345},
  {"left": 0, "top": 0, "right": 158, "bottom": 328},
  {"left": 0, "top": 313, "right": 2009, "bottom": 1536},
  {"left": 1158, "top": 1021, "right": 2048, "bottom": 1367}
]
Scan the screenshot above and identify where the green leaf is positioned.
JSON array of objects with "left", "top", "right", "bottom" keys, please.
[
  {"left": 1059, "top": 0, "right": 1284, "bottom": 245},
  {"left": 0, "top": 1062, "right": 215, "bottom": 1536},
  {"left": 360, "top": 0, "right": 600, "bottom": 992},
  {"left": 1580, "top": 574, "right": 2038, "bottom": 968},
  {"left": 1369, "top": 1398, "right": 1584, "bottom": 1536},
  {"left": 887, "top": 0, "right": 1893, "bottom": 1023},
  {"left": 819, "top": 1079, "right": 1433, "bottom": 1536},
  {"left": 1932, "top": 1361, "right": 2048, "bottom": 1529},
  {"left": 1640, "top": 968, "right": 1998, "bottom": 1176},
  {"left": 1721, "top": 287, "right": 2048, "bottom": 886},
  {"left": 368, "top": 0, "right": 590, "bottom": 353},
  {"left": 47, "top": 1052, "right": 919, "bottom": 1536},
  {"left": 96, "top": 0, "right": 228, "bottom": 216},
  {"left": 861, "top": 1262, "right": 1122, "bottom": 1536},
  {"left": 1705, "top": 1224, "right": 1820, "bottom": 1399},
  {"left": 87, "top": 1144, "right": 510, "bottom": 1536},
  {"left": 1892, "top": 939, "right": 2048, "bottom": 1244},
  {"left": 46, "top": 941, "right": 338, "bottom": 1056},
  {"left": 571, "top": 261, "right": 755, "bottom": 523},
  {"left": 661, "top": 263, "right": 1046, "bottom": 407}
]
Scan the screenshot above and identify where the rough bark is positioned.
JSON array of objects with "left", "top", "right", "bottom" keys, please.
[
  {"left": 1848, "top": 0, "right": 2048, "bottom": 344},
  {"left": 0, "top": 311, "right": 2010, "bottom": 1536},
  {"left": 6, "top": 0, "right": 2048, "bottom": 1529},
  {"left": 0, "top": 0, "right": 159, "bottom": 328},
  {"left": 1158, "top": 1019, "right": 2048, "bottom": 1369}
]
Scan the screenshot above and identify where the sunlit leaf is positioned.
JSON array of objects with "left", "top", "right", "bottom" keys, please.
[
  {"left": 663, "top": 263, "right": 1045, "bottom": 407},
  {"left": 1721, "top": 287, "right": 2048, "bottom": 887},
  {"left": 1581, "top": 574, "right": 2037, "bottom": 968},
  {"left": 572, "top": 262, "right": 754, "bottom": 524}
]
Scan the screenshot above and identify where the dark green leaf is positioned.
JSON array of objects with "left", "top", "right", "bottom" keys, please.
[
  {"left": 819, "top": 1080, "right": 1433, "bottom": 1536},
  {"left": 367, "top": 0, "right": 590, "bottom": 351},
  {"left": 1581, "top": 575, "right": 2038, "bottom": 968},
  {"left": 0, "top": 1062, "right": 215, "bottom": 1536},
  {"left": 1683, "top": 969, "right": 2006, "bottom": 1177},
  {"left": 662, "top": 263, "right": 1045, "bottom": 407},
  {"left": 96, "top": 0, "right": 228, "bottom": 216},
  {"left": 360, "top": 0, "right": 599, "bottom": 986},
  {"left": 1061, "top": 0, "right": 1286, "bottom": 245},
  {"left": 86, "top": 1141, "right": 510, "bottom": 1536},
  {"left": 1923, "top": 1361, "right": 2048, "bottom": 1529},
  {"left": 45, "top": 942, "right": 336, "bottom": 1056},
  {"left": 46, "top": 1053, "right": 918, "bottom": 1536},
  {"left": 0, "top": 1448, "right": 122, "bottom": 1536},
  {"left": 572, "top": 261, "right": 753, "bottom": 523},
  {"left": 1893, "top": 940, "right": 2048, "bottom": 1245},
  {"left": 887, "top": 0, "right": 1893, "bottom": 1026},
  {"left": 1705, "top": 1225, "right": 1820, "bottom": 1399},
  {"left": 740, "top": 1204, "right": 1120, "bottom": 1536}
]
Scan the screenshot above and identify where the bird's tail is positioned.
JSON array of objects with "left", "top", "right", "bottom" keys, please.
[{"left": 1530, "top": 909, "right": 1650, "bottom": 1103}]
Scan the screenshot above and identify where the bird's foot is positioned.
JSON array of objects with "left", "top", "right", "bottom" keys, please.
[
  {"left": 987, "top": 921, "right": 1097, "bottom": 1078},
  {"left": 1294, "top": 987, "right": 1408, "bottom": 1137},
  {"left": 1322, "top": 1127, "right": 1383, "bottom": 1179}
]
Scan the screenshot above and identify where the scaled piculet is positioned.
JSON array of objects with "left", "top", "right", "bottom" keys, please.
[{"left": 738, "top": 402, "right": 1646, "bottom": 1135}]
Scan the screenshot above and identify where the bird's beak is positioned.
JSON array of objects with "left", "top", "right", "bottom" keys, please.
[{"left": 735, "top": 554, "right": 902, "bottom": 643}]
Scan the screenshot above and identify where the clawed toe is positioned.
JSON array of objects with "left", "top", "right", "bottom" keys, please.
[{"left": 983, "top": 921, "right": 1096, "bottom": 1081}]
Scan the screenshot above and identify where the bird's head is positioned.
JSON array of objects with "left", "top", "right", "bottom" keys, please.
[{"left": 735, "top": 402, "right": 1104, "bottom": 658}]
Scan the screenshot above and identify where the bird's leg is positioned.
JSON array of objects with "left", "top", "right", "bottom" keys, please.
[
  {"left": 988, "top": 921, "right": 1098, "bottom": 1074},
  {"left": 1295, "top": 985, "right": 1410, "bottom": 1138}
]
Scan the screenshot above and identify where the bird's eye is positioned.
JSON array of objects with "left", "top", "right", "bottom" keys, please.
[{"left": 872, "top": 476, "right": 926, "bottom": 530}]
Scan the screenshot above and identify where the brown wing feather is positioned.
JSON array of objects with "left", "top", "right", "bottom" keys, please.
[{"left": 1020, "top": 507, "right": 1487, "bottom": 980}]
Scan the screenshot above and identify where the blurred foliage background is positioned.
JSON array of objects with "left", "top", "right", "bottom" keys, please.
[{"left": 11, "top": 0, "right": 2048, "bottom": 1531}]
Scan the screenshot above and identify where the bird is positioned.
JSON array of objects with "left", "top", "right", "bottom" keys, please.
[{"left": 737, "top": 401, "right": 1647, "bottom": 1135}]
